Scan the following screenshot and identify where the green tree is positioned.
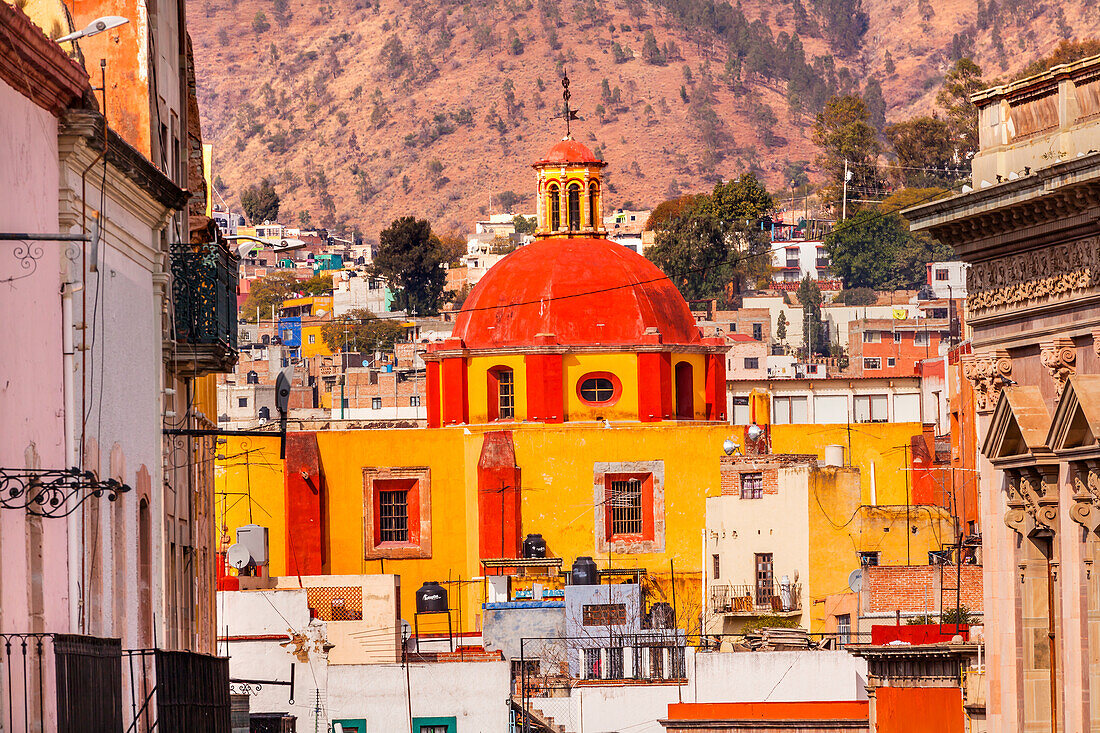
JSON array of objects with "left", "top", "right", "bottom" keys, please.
[
  {"left": 239, "top": 270, "right": 303, "bottom": 321},
  {"left": 836, "top": 287, "right": 876, "bottom": 305},
  {"left": 251, "top": 10, "right": 269, "bottom": 33},
  {"left": 863, "top": 78, "right": 886, "bottom": 133},
  {"left": 373, "top": 217, "right": 446, "bottom": 315},
  {"left": 646, "top": 211, "right": 772, "bottom": 302},
  {"left": 796, "top": 276, "right": 827, "bottom": 357},
  {"left": 240, "top": 178, "right": 280, "bottom": 223},
  {"left": 644, "top": 194, "right": 705, "bottom": 231},
  {"left": 776, "top": 310, "right": 788, "bottom": 342},
  {"left": 642, "top": 30, "right": 664, "bottom": 64},
  {"left": 812, "top": 96, "right": 881, "bottom": 211},
  {"left": 885, "top": 117, "right": 955, "bottom": 187},
  {"left": 696, "top": 173, "right": 775, "bottom": 227},
  {"left": 301, "top": 273, "right": 333, "bottom": 296},
  {"left": 513, "top": 215, "right": 537, "bottom": 234},
  {"left": 936, "top": 59, "right": 984, "bottom": 159},
  {"left": 320, "top": 309, "right": 405, "bottom": 353},
  {"left": 824, "top": 200, "right": 954, "bottom": 290},
  {"left": 1015, "top": 39, "right": 1100, "bottom": 80}
]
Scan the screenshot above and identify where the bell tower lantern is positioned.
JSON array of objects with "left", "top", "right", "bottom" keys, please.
[{"left": 532, "top": 75, "right": 608, "bottom": 240}]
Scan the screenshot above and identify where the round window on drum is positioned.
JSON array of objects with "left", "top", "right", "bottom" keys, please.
[{"left": 577, "top": 373, "right": 621, "bottom": 405}]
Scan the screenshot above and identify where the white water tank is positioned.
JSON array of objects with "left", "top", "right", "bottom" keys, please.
[{"left": 824, "top": 445, "right": 845, "bottom": 467}]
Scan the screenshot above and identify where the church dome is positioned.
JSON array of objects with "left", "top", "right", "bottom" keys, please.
[
  {"left": 452, "top": 237, "right": 702, "bottom": 349},
  {"left": 534, "top": 139, "right": 603, "bottom": 166}
]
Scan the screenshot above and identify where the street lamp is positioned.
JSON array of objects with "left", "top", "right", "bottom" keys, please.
[{"left": 56, "top": 16, "right": 129, "bottom": 43}]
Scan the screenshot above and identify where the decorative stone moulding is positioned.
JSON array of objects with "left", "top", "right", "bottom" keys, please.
[
  {"left": 1070, "top": 462, "right": 1100, "bottom": 533},
  {"left": 1039, "top": 338, "right": 1076, "bottom": 396},
  {"left": 967, "top": 236, "right": 1099, "bottom": 315},
  {"left": 963, "top": 349, "right": 1012, "bottom": 412},
  {"left": 1004, "top": 468, "right": 1059, "bottom": 539}
]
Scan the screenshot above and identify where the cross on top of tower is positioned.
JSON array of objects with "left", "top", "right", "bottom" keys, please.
[{"left": 558, "top": 72, "right": 581, "bottom": 139}]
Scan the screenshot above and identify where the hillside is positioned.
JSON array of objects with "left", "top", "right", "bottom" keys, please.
[{"left": 189, "top": 0, "right": 1098, "bottom": 235}]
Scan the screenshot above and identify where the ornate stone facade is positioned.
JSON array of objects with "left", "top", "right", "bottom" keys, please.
[
  {"left": 967, "top": 237, "right": 1099, "bottom": 315},
  {"left": 1070, "top": 462, "right": 1100, "bottom": 533},
  {"left": 1004, "top": 467, "right": 1059, "bottom": 538},
  {"left": 962, "top": 349, "right": 1013, "bottom": 411}
]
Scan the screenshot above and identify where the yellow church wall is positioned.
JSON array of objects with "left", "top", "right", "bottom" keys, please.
[
  {"left": 467, "top": 354, "right": 529, "bottom": 423},
  {"left": 213, "top": 420, "right": 939, "bottom": 635},
  {"left": 561, "top": 352, "right": 640, "bottom": 421}
]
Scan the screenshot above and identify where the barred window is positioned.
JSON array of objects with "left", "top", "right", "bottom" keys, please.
[
  {"left": 670, "top": 646, "right": 686, "bottom": 678},
  {"left": 649, "top": 647, "right": 665, "bottom": 678},
  {"left": 583, "top": 648, "right": 601, "bottom": 678},
  {"left": 740, "top": 473, "right": 763, "bottom": 499},
  {"left": 610, "top": 479, "right": 643, "bottom": 534},
  {"left": 379, "top": 489, "right": 409, "bottom": 542},
  {"left": 607, "top": 647, "right": 624, "bottom": 679}
]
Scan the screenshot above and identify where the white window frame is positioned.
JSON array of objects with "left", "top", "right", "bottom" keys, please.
[{"left": 863, "top": 357, "right": 881, "bottom": 370}]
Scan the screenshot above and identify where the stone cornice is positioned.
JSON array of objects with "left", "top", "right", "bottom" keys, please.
[
  {"left": 0, "top": 1, "right": 89, "bottom": 116},
  {"left": 905, "top": 154, "right": 1100, "bottom": 257},
  {"left": 60, "top": 111, "right": 188, "bottom": 213}
]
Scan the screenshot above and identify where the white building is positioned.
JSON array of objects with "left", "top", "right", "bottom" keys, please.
[
  {"left": 333, "top": 270, "right": 392, "bottom": 316},
  {"left": 925, "top": 260, "right": 969, "bottom": 299},
  {"left": 772, "top": 239, "right": 832, "bottom": 284},
  {"left": 728, "top": 377, "right": 924, "bottom": 425}
]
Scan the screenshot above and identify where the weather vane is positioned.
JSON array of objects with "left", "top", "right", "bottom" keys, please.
[{"left": 556, "top": 71, "right": 582, "bottom": 139}]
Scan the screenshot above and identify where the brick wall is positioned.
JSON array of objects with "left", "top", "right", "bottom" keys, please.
[
  {"left": 718, "top": 455, "right": 817, "bottom": 496},
  {"left": 864, "top": 564, "right": 983, "bottom": 614}
]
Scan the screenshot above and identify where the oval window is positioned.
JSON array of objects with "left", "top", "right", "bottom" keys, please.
[{"left": 578, "top": 373, "right": 620, "bottom": 404}]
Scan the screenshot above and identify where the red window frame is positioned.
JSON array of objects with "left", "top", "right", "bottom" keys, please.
[
  {"left": 372, "top": 478, "right": 420, "bottom": 548},
  {"left": 603, "top": 472, "right": 655, "bottom": 542}
]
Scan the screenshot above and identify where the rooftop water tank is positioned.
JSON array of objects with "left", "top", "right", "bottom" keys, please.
[
  {"left": 415, "top": 581, "right": 448, "bottom": 614},
  {"left": 523, "top": 534, "right": 547, "bottom": 559},
  {"left": 571, "top": 556, "right": 598, "bottom": 586}
]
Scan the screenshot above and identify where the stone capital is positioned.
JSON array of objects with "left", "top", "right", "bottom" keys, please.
[
  {"left": 1039, "top": 338, "right": 1076, "bottom": 396},
  {"left": 963, "top": 349, "right": 1012, "bottom": 413}
]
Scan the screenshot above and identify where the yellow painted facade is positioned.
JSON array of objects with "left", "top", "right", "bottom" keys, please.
[
  {"left": 298, "top": 323, "right": 330, "bottom": 359},
  {"left": 466, "top": 354, "right": 530, "bottom": 423},
  {"left": 216, "top": 420, "right": 935, "bottom": 634}
]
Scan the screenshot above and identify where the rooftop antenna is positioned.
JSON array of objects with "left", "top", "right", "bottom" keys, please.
[{"left": 557, "top": 71, "right": 582, "bottom": 140}]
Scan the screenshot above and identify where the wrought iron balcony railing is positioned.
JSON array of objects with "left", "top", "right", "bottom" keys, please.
[
  {"left": 171, "top": 240, "right": 239, "bottom": 376},
  {"left": 710, "top": 582, "right": 802, "bottom": 614}
]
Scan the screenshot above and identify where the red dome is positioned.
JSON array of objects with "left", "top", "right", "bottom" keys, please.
[
  {"left": 534, "top": 139, "right": 602, "bottom": 166},
  {"left": 453, "top": 238, "right": 702, "bottom": 349}
]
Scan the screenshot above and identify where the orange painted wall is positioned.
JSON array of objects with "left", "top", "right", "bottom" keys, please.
[{"left": 876, "top": 687, "right": 963, "bottom": 733}]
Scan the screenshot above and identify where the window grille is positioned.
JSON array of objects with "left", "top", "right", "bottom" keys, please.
[
  {"left": 649, "top": 647, "right": 664, "bottom": 678},
  {"left": 670, "top": 646, "right": 686, "bottom": 678},
  {"left": 740, "top": 473, "right": 763, "bottom": 499},
  {"left": 610, "top": 479, "right": 643, "bottom": 535},
  {"left": 580, "top": 377, "right": 615, "bottom": 403},
  {"left": 607, "top": 647, "right": 624, "bottom": 679},
  {"left": 379, "top": 489, "right": 409, "bottom": 542},
  {"left": 583, "top": 648, "right": 601, "bottom": 678},
  {"left": 497, "top": 369, "right": 515, "bottom": 419}
]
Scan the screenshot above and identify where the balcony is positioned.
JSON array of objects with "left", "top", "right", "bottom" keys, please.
[
  {"left": 171, "top": 240, "right": 239, "bottom": 376},
  {"left": 710, "top": 582, "right": 802, "bottom": 615}
]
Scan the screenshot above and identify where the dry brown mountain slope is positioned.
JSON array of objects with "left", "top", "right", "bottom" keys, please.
[{"left": 189, "top": 0, "right": 1098, "bottom": 235}]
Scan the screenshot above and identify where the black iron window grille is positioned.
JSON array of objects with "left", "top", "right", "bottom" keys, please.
[
  {"left": 170, "top": 240, "right": 238, "bottom": 374},
  {"left": 379, "top": 490, "right": 409, "bottom": 542},
  {"left": 610, "top": 479, "right": 642, "bottom": 535},
  {"left": 0, "top": 467, "right": 131, "bottom": 517},
  {"left": 607, "top": 647, "right": 624, "bottom": 679}
]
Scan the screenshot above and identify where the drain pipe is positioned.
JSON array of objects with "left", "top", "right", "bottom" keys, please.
[{"left": 62, "top": 279, "right": 83, "bottom": 630}]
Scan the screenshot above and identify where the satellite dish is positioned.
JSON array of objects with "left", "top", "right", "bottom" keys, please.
[
  {"left": 848, "top": 568, "right": 863, "bottom": 593},
  {"left": 226, "top": 543, "right": 252, "bottom": 570}
]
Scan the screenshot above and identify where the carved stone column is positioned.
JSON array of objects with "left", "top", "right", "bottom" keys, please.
[
  {"left": 963, "top": 349, "right": 1012, "bottom": 412},
  {"left": 1039, "top": 338, "right": 1076, "bottom": 396}
]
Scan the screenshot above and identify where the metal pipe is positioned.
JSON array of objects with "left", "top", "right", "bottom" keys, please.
[
  {"left": 62, "top": 281, "right": 83, "bottom": 630},
  {"left": 1047, "top": 551, "right": 1058, "bottom": 733}
]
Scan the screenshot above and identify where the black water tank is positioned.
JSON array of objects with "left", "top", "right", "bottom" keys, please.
[
  {"left": 523, "top": 534, "right": 547, "bottom": 559},
  {"left": 571, "top": 556, "right": 598, "bottom": 585},
  {"left": 415, "top": 581, "right": 448, "bottom": 613}
]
